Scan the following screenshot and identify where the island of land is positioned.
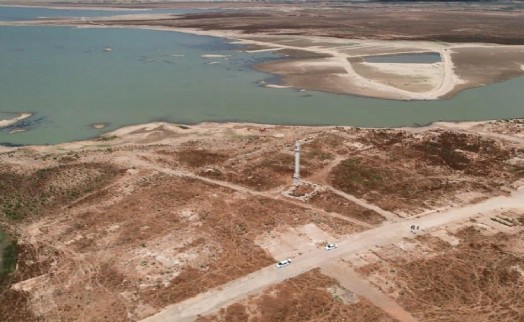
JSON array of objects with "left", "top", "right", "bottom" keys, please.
[{"left": 0, "top": 113, "right": 32, "bottom": 129}]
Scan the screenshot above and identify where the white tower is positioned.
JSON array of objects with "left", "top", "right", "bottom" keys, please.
[{"left": 293, "top": 141, "right": 300, "bottom": 185}]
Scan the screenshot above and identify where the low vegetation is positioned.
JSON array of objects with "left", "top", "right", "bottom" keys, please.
[
  {"left": 358, "top": 226, "right": 524, "bottom": 322},
  {"left": 0, "top": 241, "right": 17, "bottom": 277},
  {"left": 0, "top": 163, "right": 123, "bottom": 221}
]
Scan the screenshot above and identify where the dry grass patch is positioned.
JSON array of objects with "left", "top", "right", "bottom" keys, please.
[
  {"left": 330, "top": 129, "right": 522, "bottom": 211},
  {"left": 359, "top": 227, "right": 524, "bottom": 322}
]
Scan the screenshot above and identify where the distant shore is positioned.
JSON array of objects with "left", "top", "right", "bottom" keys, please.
[
  {"left": 2, "top": 11, "right": 523, "bottom": 101},
  {"left": 0, "top": 3, "right": 147, "bottom": 11}
]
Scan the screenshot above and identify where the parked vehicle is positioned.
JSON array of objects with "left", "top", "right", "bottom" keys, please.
[
  {"left": 324, "top": 243, "right": 337, "bottom": 251},
  {"left": 276, "top": 259, "right": 291, "bottom": 268}
]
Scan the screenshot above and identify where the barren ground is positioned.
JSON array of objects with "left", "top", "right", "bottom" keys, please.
[{"left": 0, "top": 119, "right": 523, "bottom": 321}]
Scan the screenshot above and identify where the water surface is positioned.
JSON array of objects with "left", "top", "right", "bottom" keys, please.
[
  {"left": 0, "top": 24, "right": 523, "bottom": 146},
  {"left": 0, "top": 5, "right": 205, "bottom": 21},
  {"left": 364, "top": 52, "right": 441, "bottom": 64}
]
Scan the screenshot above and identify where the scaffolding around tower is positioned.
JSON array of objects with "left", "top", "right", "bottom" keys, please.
[{"left": 293, "top": 141, "right": 300, "bottom": 185}]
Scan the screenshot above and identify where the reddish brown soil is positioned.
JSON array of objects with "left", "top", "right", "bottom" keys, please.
[
  {"left": 0, "top": 288, "right": 38, "bottom": 322},
  {"left": 0, "top": 243, "right": 52, "bottom": 322},
  {"left": 0, "top": 145, "right": 358, "bottom": 321},
  {"left": 0, "top": 162, "right": 123, "bottom": 221},
  {"left": 302, "top": 133, "right": 349, "bottom": 161},
  {"left": 1, "top": 121, "right": 522, "bottom": 320},
  {"left": 200, "top": 151, "right": 318, "bottom": 191},
  {"left": 358, "top": 226, "right": 524, "bottom": 322},
  {"left": 176, "top": 149, "right": 230, "bottom": 168}
]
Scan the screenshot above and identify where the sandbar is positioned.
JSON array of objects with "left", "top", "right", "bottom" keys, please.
[
  {"left": 91, "top": 123, "right": 108, "bottom": 129},
  {"left": 0, "top": 112, "right": 32, "bottom": 128}
]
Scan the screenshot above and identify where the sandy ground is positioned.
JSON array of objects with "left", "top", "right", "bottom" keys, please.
[{"left": 2, "top": 2, "right": 524, "bottom": 318}]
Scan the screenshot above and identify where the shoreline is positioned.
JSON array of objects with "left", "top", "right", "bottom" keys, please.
[
  {"left": 80, "top": 25, "right": 524, "bottom": 101},
  {"left": 1, "top": 118, "right": 522, "bottom": 152}
]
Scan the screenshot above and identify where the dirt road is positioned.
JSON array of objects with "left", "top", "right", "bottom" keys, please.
[
  {"left": 327, "top": 186, "right": 400, "bottom": 221},
  {"left": 321, "top": 263, "right": 419, "bottom": 322},
  {"left": 138, "top": 159, "right": 374, "bottom": 228},
  {"left": 142, "top": 188, "right": 524, "bottom": 322}
]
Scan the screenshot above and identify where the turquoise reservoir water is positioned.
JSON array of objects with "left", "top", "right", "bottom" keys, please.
[
  {"left": 1, "top": 23, "right": 524, "bottom": 145},
  {"left": 0, "top": 5, "right": 203, "bottom": 21},
  {"left": 0, "top": 6, "right": 141, "bottom": 20},
  {"left": 364, "top": 52, "right": 441, "bottom": 64}
]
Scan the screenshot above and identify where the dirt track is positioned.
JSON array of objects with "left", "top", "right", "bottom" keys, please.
[{"left": 321, "top": 264, "right": 418, "bottom": 322}]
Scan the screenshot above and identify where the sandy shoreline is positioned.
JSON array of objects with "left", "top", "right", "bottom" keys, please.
[{"left": 1, "top": 118, "right": 522, "bottom": 153}]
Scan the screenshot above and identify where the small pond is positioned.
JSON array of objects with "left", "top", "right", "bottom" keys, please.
[{"left": 364, "top": 52, "right": 441, "bottom": 64}]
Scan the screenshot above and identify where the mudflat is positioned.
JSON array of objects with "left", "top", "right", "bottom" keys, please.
[{"left": 4, "top": 1, "right": 523, "bottom": 100}]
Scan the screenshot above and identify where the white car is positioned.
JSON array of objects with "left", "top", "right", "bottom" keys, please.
[
  {"left": 324, "top": 243, "right": 337, "bottom": 251},
  {"left": 276, "top": 259, "right": 291, "bottom": 268}
]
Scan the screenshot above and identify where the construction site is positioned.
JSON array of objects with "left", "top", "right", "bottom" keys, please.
[{"left": 1, "top": 119, "right": 523, "bottom": 321}]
